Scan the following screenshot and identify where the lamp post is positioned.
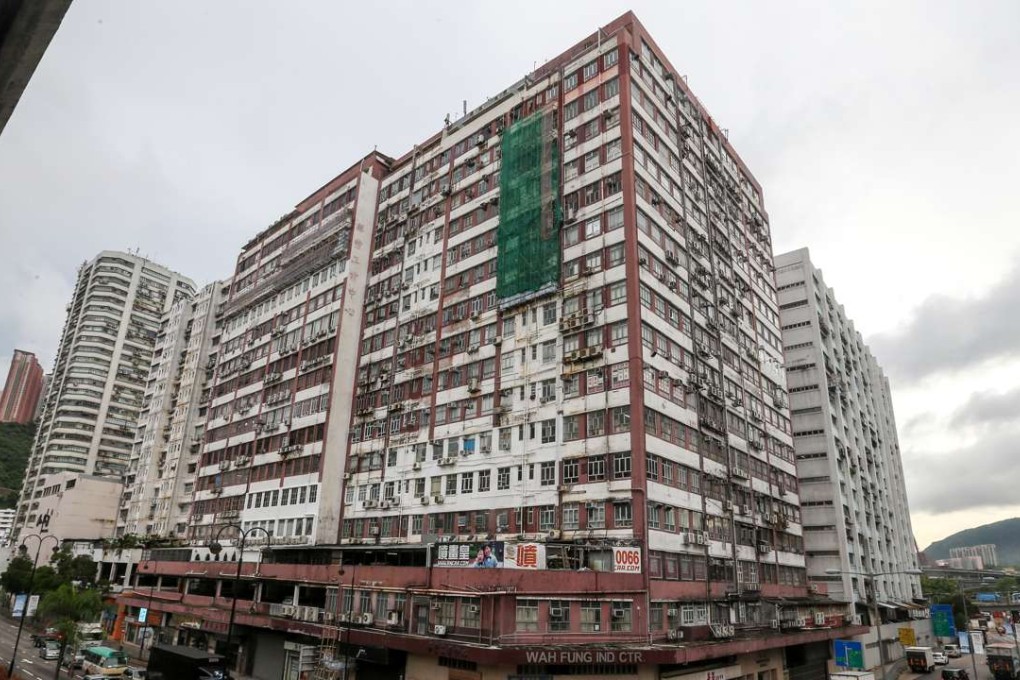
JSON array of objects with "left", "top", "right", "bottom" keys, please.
[
  {"left": 826, "top": 567, "right": 922, "bottom": 677},
  {"left": 8, "top": 533, "right": 60, "bottom": 679},
  {"left": 209, "top": 524, "right": 271, "bottom": 679}
]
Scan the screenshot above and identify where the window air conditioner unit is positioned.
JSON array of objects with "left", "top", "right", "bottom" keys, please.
[
  {"left": 386, "top": 612, "right": 400, "bottom": 626},
  {"left": 667, "top": 628, "right": 684, "bottom": 641},
  {"left": 433, "top": 624, "right": 447, "bottom": 636},
  {"left": 360, "top": 613, "right": 375, "bottom": 626}
]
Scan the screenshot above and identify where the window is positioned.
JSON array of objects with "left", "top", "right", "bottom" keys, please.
[
  {"left": 563, "top": 415, "right": 581, "bottom": 441},
  {"left": 540, "top": 419, "right": 556, "bottom": 443},
  {"left": 549, "top": 600, "right": 570, "bottom": 631},
  {"left": 603, "top": 49, "right": 618, "bottom": 68},
  {"left": 516, "top": 600, "right": 539, "bottom": 632},
  {"left": 588, "top": 503, "right": 606, "bottom": 529},
  {"left": 614, "top": 501, "right": 633, "bottom": 528},
  {"left": 478, "top": 469, "right": 491, "bottom": 492},
  {"left": 541, "top": 341, "right": 556, "bottom": 364},
  {"left": 588, "top": 410, "right": 605, "bottom": 437},
  {"left": 460, "top": 598, "right": 481, "bottom": 629},
  {"left": 497, "top": 467, "right": 510, "bottom": 490},
  {"left": 582, "top": 60, "right": 599, "bottom": 81},
  {"left": 461, "top": 473, "right": 474, "bottom": 494},
  {"left": 563, "top": 504, "right": 579, "bottom": 530},
  {"left": 539, "top": 506, "right": 555, "bottom": 530},
  {"left": 445, "top": 474, "right": 458, "bottom": 495},
  {"left": 611, "top": 601, "right": 632, "bottom": 632},
  {"left": 564, "top": 72, "right": 579, "bottom": 91},
  {"left": 613, "top": 452, "right": 632, "bottom": 479},
  {"left": 588, "top": 455, "right": 606, "bottom": 481},
  {"left": 543, "top": 303, "right": 557, "bottom": 325},
  {"left": 540, "top": 462, "right": 556, "bottom": 486},
  {"left": 563, "top": 459, "right": 579, "bottom": 484},
  {"left": 611, "top": 406, "right": 631, "bottom": 432},
  {"left": 581, "top": 601, "right": 602, "bottom": 632}
]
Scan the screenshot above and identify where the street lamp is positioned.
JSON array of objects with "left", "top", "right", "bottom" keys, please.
[
  {"left": 826, "top": 567, "right": 922, "bottom": 676},
  {"left": 208, "top": 524, "right": 271, "bottom": 679},
  {"left": 8, "top": 533, "right": 60, "bottom": 679}
]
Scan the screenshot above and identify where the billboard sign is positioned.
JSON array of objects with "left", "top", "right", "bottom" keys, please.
[
  {"left": 434, "top": 541, "right": 504, "bottom": 568},
  {"left": 959, "top": 631, "right": 971, "bottom": 653},
  {"left": 12, "top": 594, "right": 26, "bottom": 618},
  {"left": 834, "top": 639, "right": 864, "bottom": 669},
  {"left": 932, "top": 604, "right": 957, "bottom": 637},
  {"left": 612, "top": 547, "right": 642, "bottom": 573},
  {"left": 505, "top": 543, "right": 546, "bottom": 569},
  {"left": 899, "top": 627, "right": 917, "bottom": 646}
]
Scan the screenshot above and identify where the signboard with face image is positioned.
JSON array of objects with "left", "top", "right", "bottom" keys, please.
[{"left": 433, "top": 541, "right": 505, "bottom": 568}]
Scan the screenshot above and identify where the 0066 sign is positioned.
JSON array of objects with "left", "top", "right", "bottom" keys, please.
[{"left": 613, "top": 547, "right": 641, "bottom": 573}]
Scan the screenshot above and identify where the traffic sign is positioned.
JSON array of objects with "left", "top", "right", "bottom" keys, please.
[
  {"left": 834, "top": 639, "right": 864, "bottom": 669},
  {"left": 932, "top": 604, "right": 957, "bottom": 637}
]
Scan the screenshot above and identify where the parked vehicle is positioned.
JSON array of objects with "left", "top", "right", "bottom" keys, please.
[
  {"left": 945, "top": 644, "right": 962, "bottom": 658},
  {"left": 81, "top": 645, "right": 129, "bottom": 676},
  {"left": 831, "top": 672, "right": 876, "bottom": 680},
  {"left": 907, "top": 646, "right": 936, "bottom": 674},
  {"left": 934, "top": 651, "right": 949, "bottom": 665},
  {"left": 146, "top": 644, "right": 226, "bottom": 680},
  {"left": 124, "top": 668, "right": 149, "bottom": 679},
  {"left": 986, "top": 643, "right": 1020, "bottom": 680},
  {"left": 942, "top": 669, "right": 970, "bottom": 680}
]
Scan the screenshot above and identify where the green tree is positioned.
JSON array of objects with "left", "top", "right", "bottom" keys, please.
[
  {"left": 37, "top": 585, "right": 103, "bottom": 675},
  {"left": 51, "top": 547, "right": 98, "bottom": 586},
  {"left": 0, "top": 553, "right": 35, "bottom": 594}
]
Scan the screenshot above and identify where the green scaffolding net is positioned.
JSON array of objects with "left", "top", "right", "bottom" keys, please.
[{"left": 496, "top": 109, "right": 561, "bottom": 306}]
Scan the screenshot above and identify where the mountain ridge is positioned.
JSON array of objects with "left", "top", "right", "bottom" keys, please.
[{"left": 923, "top": 517, "right": 1020, "bottom": 566}]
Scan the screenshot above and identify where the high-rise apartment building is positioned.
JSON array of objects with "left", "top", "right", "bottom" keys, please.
[
  {"left": 16, "top": 251, "right": 195, "bottom": 539},
  {"left": 120, "top": 14, "right": 861, "bottom": 679},
  {"left": 0, "top": 349, "right": 44, "bottom": 423},
  {"left": 187, "top": 153, "right": 387, "bottom": 548},
  {"left": 775, "top": 248, "right": 924, "bottom": 665},
  {"left": 118, "top": 281, "right": 229, "bottom": 539},
  {"left": 950, "top": 544, "right": 997, "bottom": 568}
]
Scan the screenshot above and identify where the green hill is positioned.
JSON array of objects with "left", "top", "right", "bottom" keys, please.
[
  {"left": 924, "top": 517, "right": 1020, "bottom": 566},
  {"left": 0, "top": 421, "right": 35, "bottom": 508}
]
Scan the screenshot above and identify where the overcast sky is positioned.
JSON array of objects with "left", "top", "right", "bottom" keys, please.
[{"left": 1, "top": 1, "right": 1018, "bottom": 551}]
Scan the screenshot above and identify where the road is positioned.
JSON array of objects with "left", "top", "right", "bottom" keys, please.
[
  {"left": 0, "top": 617, "right": 64, "bottom": 680},
  {"left": 899, "top": 629, "right": 1020, "bottom": 680}
]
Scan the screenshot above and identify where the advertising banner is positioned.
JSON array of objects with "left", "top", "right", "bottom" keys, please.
[
  {"left": 612, "top": 546, "right": 642, "bottom": 573},
  {"left": 505, "top": 543, "right": 546, "bottom": 569},
  {"left": 972, "top": 631, "right": 985, "bottom": 655},
  {"left": 27, "top": 594, "right": 39, "bottom": 618},
  {"left": 12, "top": 594, "right": 26, "bottom": 619},
  {"left": 959, "top": 631, "right": 971, "bottom": 653},
  {"left": 899, "top": 627, "right": 917, "bottom": 646},
  {"left": 932, "top": 604, "right": 957, "bottom": 637},
  {"left": 434, "top": 541, "right": 504, "bottom": 568}
]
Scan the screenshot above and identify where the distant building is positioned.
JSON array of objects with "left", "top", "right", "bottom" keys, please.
[
  {"left": 950, "top": 544, "right": 997, "bottom": 568},
  {"left": 22, "top": 472, "right": 122, "bottom": 541},
  {"left": 0, "top": 349, "right": 44, "bottom": 423},
  {"left": 15, "top": 251, "right": 195, "bottom": 542},
  {"left": 0, "top": 508, "right": 15, "bottom": 545},
  {"left": 776, "top": 248, "right": 926, "bottom": 669}
]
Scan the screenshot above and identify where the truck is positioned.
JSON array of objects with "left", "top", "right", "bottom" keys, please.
[
  {"left": 831, "top": 672, "right": 876, "bottom": 680},
  {"left": 977, "top": 593, "right": 1003, "bottom": 603},
  {"left": 906, "top": 646, "right": 936, "bottom": 674},
  {"left": 145, "top": 644, "right": 227, "bottom": 680},
  {"left": 986, "top": 643, "right": 1020, "bottom": 680}
]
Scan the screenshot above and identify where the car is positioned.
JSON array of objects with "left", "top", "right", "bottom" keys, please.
[
  {"left": 942, "top": 669, "right": 970, "bottom": 680},
  {"left": 944, "top": 644, "right": 962, "bottom": 658},
  {"left": 39, "top": 643, "right": 61, "bottom": 661},
  {"left": 124, "top": 668, "right": 149, "bottom": 679},
  {"left": 933, "top": 651, "right": 948, "bottom": 665}
]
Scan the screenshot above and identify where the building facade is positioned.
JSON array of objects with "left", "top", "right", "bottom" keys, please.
[
  {"left": 0, "top": 349, "right": 44, "bottom": 423},
  {"left": 15, "top": 251, "right": 195, "bottom": 540},
  {"left": 118, "top": 13, "right": 862, "bottom": 680},
  {"left": 950, "top": 544, "right": 998, "bottom": 568},
  {"left": 20, "top": 472, "right": 122, "bottom": 541},
  {"left": 118, "top": 282, "right": 229, "bottom": 539},
  {"left": 188, "top": 152, "right": 387, "bottom": 549},
  {"left": 0, "top": 508, "right": 15, "bottom": 545},
  {"left": 775, "top": 248, "right": 924, "bottom": 667}
]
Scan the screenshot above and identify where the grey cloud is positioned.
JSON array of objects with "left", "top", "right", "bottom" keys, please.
[
  {"left": 905, "top": 425, "right": 1020, "bottom": 514},
  {"left": 950, "top": 388, "right": 1020, "bottom": 428},
  {"left": 868, "top": 260, "right": 1020, "bottom": 382}
]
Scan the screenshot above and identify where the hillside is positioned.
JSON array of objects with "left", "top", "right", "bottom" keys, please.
[
  {"left": 924, "top": 517, "right": 1020, "bottom": 566},
  {"left": 0, "top": 421, "right": 34, "bottom": 508}
]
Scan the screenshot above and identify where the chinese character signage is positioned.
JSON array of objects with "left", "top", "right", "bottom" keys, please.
[
  {"left": 932, "top": 604, "right": 957, "bottom": 637},
  {"left": 612, "top": 547, "right": 642, "bottom": 573},
  {"left": 434, "top": 541, "right": 505, "bottom": 568},
  {"left": 506, "top": 543, "right": 546, "bottom": 569}
]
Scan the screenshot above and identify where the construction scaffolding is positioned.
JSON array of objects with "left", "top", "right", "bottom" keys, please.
[{"left": 496, "top": 108, "right": 562, "bottom": 307}]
